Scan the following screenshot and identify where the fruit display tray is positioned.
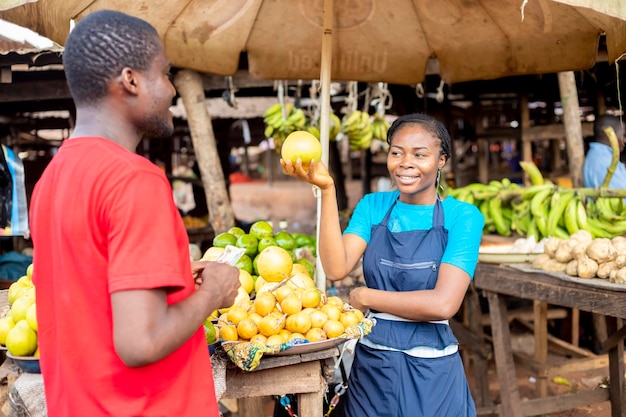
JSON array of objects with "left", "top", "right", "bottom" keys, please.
[
  {"left": 509, "top": 263, "right": 626, "bottom": 292},
  {"left": 267, "top": 337, "right": 349, "bottom": 356}
]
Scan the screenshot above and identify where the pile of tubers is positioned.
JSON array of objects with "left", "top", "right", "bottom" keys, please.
[{"left": 532, "top": 230, "right": 626, "bottom": 283}]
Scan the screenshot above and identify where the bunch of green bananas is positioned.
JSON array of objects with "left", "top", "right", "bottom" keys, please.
[
  {"left": 341, "top": 110, "right": 373, "bottom": 151},
  {"left": 304, "top": 112, "right": 342, "bottom": 142},
  {"left": 447, "top": 179, "right": 626, "bottom": 240},
  {"left": 263, "top": 103, "right": 307, "bottom": 152},
  {"left": 371, "top": 115, "right": 391, "bottom": 142}
]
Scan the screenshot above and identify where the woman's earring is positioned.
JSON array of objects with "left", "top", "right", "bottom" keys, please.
[{"left": 436, "top": 169, "right": 444, "bottom": 194}]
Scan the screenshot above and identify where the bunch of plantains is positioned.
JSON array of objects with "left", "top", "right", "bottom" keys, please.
[{"left": 446, "top": 161, "right": 626, "bottom": 240}]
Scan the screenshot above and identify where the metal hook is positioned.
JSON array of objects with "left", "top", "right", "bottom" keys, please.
[
  {"left": 415, "top": 83, "right": 425, "bottom": 98},
  {"left": 222, "top": 76, "right": 238, "bottom": 109}
]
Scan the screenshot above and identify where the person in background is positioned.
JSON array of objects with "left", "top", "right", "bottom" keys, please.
[
  {"left": 29, "top": 10, "right": 240, "bottom": 417},
  {"left": 583, "top": 114, "right": 626, "bottom": 189},
  {"left": 282, "top": 113, "right": 483, "bottom": 417}
]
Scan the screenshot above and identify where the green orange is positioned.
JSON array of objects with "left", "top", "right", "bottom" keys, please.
[
  {"left": 213, "top": 232, "right": 237, "bottom": 248},
  {"left": 250, "top": 220, "right": 274, "bottom": 240},
  {"left": 274, "top": 231, "right": 295, "bottom": 250},
  {"left": 236, "top": 234, "right": 259, "bottom": 257}
]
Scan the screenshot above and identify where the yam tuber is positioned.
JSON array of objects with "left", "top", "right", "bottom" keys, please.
[
  {"left": 570, "top": 230, "right": 593, "bottom": 243},
  {"left": 610, "top": 267, "right": 626, "bottom": 284},
  {"left": 532, "top": 253, "right": 552, "bottom": 270},
  {"left": 597, "top": 261, "right": 616, "bottom": 279},
  {"left": 571, "top": 241, "right": 590, "bottom": 258},
  {"left": 611, "top": 236, "right": 626, "bottom": 253},
  {"left": 586, "top": 238, "right": 617, "bottom": 263},
  {"left": 577, "top": 255, "right": 599, "bottom": 279},
  {"left": 543, "top": 237, "right": 562, "bottom": 258},
  {"left": 540, "top": 259, "right": 568, "bottom": 273},
  {"left": 615, "top": 254, "right": 626, "bottom": 269},
  {"left": 565, "top": 260, "right": 578, "bottom": 277},
  {"left": 554, "top": 239, "right": 577, "bottom": 263}
]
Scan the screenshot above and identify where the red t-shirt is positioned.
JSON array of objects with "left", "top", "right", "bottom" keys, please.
[{"left": 30, "top": 137, "right": 218, "bottom": 417}]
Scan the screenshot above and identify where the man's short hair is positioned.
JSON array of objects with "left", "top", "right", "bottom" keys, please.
[{"left": 63, "top": 10, "right": 161, "bottom": 106}]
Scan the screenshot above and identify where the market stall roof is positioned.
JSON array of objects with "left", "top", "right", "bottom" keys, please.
[{"left": 0, "top": 0, "right": 625, "bottom": 85}]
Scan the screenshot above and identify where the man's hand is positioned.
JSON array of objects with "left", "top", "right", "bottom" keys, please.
[{"left": 197, "top": 261, "right": 240, "bottom": 310}]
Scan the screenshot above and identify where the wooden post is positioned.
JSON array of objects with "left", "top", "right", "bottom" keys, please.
[
  {"left": 534, "top": 300, "right": 549, "bottom": 397},
  {"left": 174, "top": 69, "right": 235, "bottom": 234},
  {"left": 557, "top": 71, "right": 585, "bottom": 188},
  {"left": 520, "top": 94, "right": 532, "bottom": 186}
]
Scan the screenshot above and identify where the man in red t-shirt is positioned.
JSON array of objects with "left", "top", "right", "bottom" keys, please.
[{"left": 29, "top": 10, "right": 241, "bottom": 417}]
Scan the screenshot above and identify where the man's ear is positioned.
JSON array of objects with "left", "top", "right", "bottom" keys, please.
[{"left": 119, "top": 67, "right": 139, "bottom": 95}]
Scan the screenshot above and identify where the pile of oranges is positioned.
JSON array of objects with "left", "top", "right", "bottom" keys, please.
[{"left": 214, "top": 287, "right": 363, "bottom": 346}]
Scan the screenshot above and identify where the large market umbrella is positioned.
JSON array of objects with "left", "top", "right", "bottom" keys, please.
[
  {"left": 0, "top": 0, "right": 625, "bottom": 85},
  {"left": 1, "top": 0, "right": 625, "bottom": 288}
]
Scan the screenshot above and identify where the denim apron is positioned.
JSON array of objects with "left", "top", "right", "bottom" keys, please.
[{"left": 344, "top": 198, "right": 476, "bottom": 417}]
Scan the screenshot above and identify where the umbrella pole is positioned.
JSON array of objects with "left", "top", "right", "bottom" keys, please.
[{"left": 315, "top": 0, "right": 333, "bottom": 290}]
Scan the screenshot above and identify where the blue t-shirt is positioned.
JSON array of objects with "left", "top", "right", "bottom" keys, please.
[
  {"left": 583, "top": 142, "right": 626, "bottom": 189},
  {"left": 344, "top": 191, "right": 484, "bottom": 278}
]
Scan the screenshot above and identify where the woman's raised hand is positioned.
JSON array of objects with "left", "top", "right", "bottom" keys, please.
[{"left": 280, "top": 158, "right": 334, "bottom": 190}]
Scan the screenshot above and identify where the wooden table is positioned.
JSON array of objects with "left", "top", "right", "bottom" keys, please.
[
  {"left": 221, "top": 346, "right": 339, "bottom": 417},
  {"left": 474, "top": 263, "right": 626, "bottom": 417}
]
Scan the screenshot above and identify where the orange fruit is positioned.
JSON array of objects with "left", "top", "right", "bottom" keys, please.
[
  {"left": 200, "top": 246, "right": 225, "bottom": 262},
  {"left": 238, "top": 269, "right": 255, "bottom": 294},
  {"left": 257, "top": 236, "right": 278, "bottom": 253},
  {"left": 295, "top": 258, "right": 315, "bottom": 279},
  {"left": 258, "top": 313, "right": 285, "bottom": 337},
  {"left": 287, "top": 270, "right": 316, "bottom": 289},
  {"left": 326, "top": 296, "right": 345, "bottom": 310},
  {"left": 212, "top": 232, "right": 237, "bottom": 248},
  {"left": 254, "top": 292, "right": 277, "bottom": 316},
  {"left": 266, "top": 334, "right": 286, "bottom": 346},
  {"left": 281, "top": 130, "right": 322, "bottom": 169},
  {"left": 280, "top": 293, "right": 303, "bottom": 315},
  {"left": 321, "top": 304, "right": 342, "bottom": 321},
  {"left": 340, "top": 311, "right": 361, "bottom": 329},
  {"left": 309, "top": 310, "right": 329, "bottom": 329},
  {"left": 305, "top": 327, "right": 328, "bottom": 342},
  {"left": 286, "top": 311, "right": 312, "bottom": 334},
  {"left": 248, "top": 312, "right": 263, "bottom": 326},
  {"left": 227, "top": 305, "right": 249, "bottom": 326},
  {"left": 236, "top": 234, "right": 259, "bottom": 257},
  {"left": 250, "top": 221, "right": 274, "bottom": 240},
  {"left": 257, "top": 246, "right": 293, "bottom": 283},
  {"left": 219, "top": 324, "right": 238, "bottom": 341},
  {"left": 289, "top": 332, "right": 306, "bottom": 341},
  {"left": 274, "top": 231, "right": 296, "bottom": 251},
  {"left": 227, "top": 226, "right": 246, "bottom": 239},
  {"left": 237, "top": 318, "right": 259, "bottom": 340},
  {"left": 323, "top": 319, "right": 345, "bottom": 339},
  {"left": 250, "top": 334, "right": 267, "bottom": 344},
  {"left": 274, "top": 286, "right": 293, "bottom": 303},
  {"left": 301, "top": 288, "right": 322, "bottom": 308}
]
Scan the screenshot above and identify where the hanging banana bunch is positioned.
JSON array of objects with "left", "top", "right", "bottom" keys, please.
[
  {"left": 304, "top": 112, "right": 342, "bottom": 142},
  {"left": 262, "top": 103, "right": 307, "bottom": 153},
  {"left": 370, "top": 82, "right": 393, "bottom": 143},
  {"left": 371, "top": 114, "right": 390, "bottom": 142},
  {"left": 341, "top": 110, "right": 373, "bottom": 151}
]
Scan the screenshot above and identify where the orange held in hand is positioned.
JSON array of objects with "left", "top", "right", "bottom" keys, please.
[{"left": 281, "top": 130, "right": 322, "bottom": 169}]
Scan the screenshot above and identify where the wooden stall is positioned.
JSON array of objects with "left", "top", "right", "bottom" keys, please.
[
  {"left": 221, "top": 346, "right": 339, "bottom": 417},
  {"left": 473, "top": 263, "right": 626, "bottom": 417}
]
